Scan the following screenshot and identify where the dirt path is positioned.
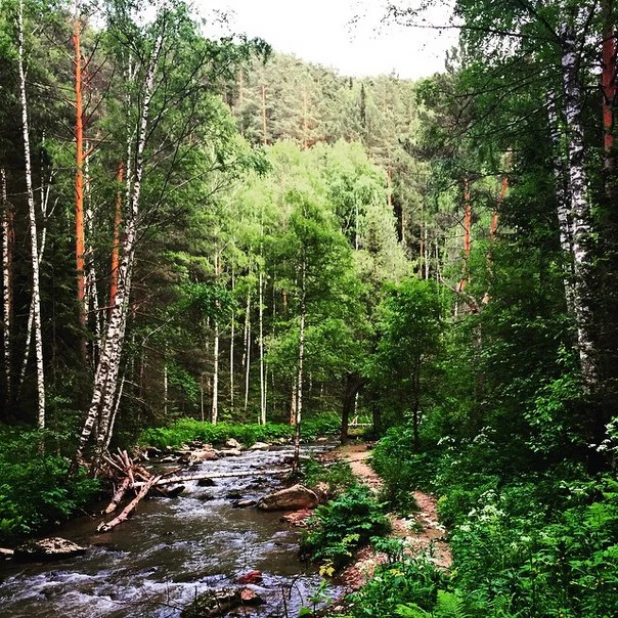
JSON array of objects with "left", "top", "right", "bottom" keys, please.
[{"left": 322, "top": 442, "right": 451, "bottom": 590}]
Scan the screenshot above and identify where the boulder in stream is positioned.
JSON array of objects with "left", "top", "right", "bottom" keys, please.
[
  {"left": 0, "top": 547, "right": 14, "bottom": 560},
  {"left": 219, "top": 448, "right": 242, "bottom": 457},
  {"left": 248, "top": 441, "right": 270, "bottom": 451},
  {"left": 14, "top": 537, "right": 87, "bottom": 562},
  {"left": 181, "top": 587, "right": 263, "bottom": 618},
  {"left": 225, "top": 438, "right": 243, "bottom": 449},
  {"left": 197, "top": 478, "right": 217, "bottom": 487},
  {"left": 257, "top": 484, "right": 319, "bottom": 511},
  {"left": 233, "top": 499, "right": 257, "bottom": 509},
  {"left": 189, "top": 448, "right": 218, "bottom": 463}
]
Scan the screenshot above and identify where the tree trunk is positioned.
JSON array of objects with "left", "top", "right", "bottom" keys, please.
[
  {"left": 261, "top": 84, "right": 268, "bottom": 145},
  {"left": 110, "top": 163, "right": 124, "bottom": 312},
  {"left": 457, "top": 178, "right": 472, "bottom": 293},
  {"left": 293, "top": 257, "right": 306, "bottom": 472},
  {"left": 211, "top": 249, "right": 220, "bottom": 425},
  {"left": 547, "top": 93, "right": 576, "bottom": 315},
  {"left": 341, "top": 373, "right": 365, "bottom": 444},
  {"left": 560, "top": 27, "right": 599, "bottom": 387},
  {"left": 18, "top": 0, "right": 45, "bottom": 428},
  {"left": 258, "top": 266, "right": 266, "bottom": 425},
  {"left": 229, "top": 270, "right": 235, "bottom": 413},
  {"left": 73, "top": 0, "right": 87, "bottom": 363},
  {"left": 602, "top": 0, "right": 616, "bottom": 177},
  {"left": 243, "top": 291, "right": 251, "bottom": 412},
  {"left": 1, "top": 169, "right": 11, "bottom": 408},
  {"left": 73, "top": 32, "right": 163, "bottom": 472}
]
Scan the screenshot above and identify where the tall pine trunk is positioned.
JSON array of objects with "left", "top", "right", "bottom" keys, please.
[
  {"left": 73, "top": 0, "right": 87, "bottom": 362},
  {"left": 18, "top": 0, "right": 45, "bottom": 428}
]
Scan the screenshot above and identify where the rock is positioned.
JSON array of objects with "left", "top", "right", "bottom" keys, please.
[
  {"left": 226, "top": 489, "right": 243, "bottom": 500},
  {"left": 14, "top": 537, "right": 87, "bottom": 562},
  {"left": 312, "top": 481, "right": 331, "bottom": 504},
  {"left": 189, "top": 449, "right": 218, "bottom": 462},
  {"left": 197, "top": 478, "right": 217, "bottom": 487},
  {"left": 316, "top": 437, "right": 329, "bottom": 443},
  {"left": 257, "top": 484, "right": 319, "bottom": 512},
  {"left": 239, "top": 587, "right": 263, "bottom": 605},
  {"left": 160, "top": 455, "right": 176, "bottom": 463},
  {"left": 225, "top": 438, "right": 242, "bottom": 449},
  {"left": 145, "top": 446, "right": 162, "bottom": 458},
  {"left": 198, "top": 494, "right": 216, "bottom": 501},
  {"left": 248, "top": 441, "right": 270, "bottom": 451},
  {"left": 281, "top": 508, "right": 313, "bottom": 526},
  {"left": 165, "top": 485, "right": 185, "bottom": 498},
  {"left": 0, "top": 547, "right": 14, "bottom": 560},
  {"left": 237, "top": 570, "right": 263, "bottom": 585},
  {"left": 233, "top": 499, "right": 257, "bottom": 509},
  {"left": 219, "top": 449, "right": 242, "bottom": 457},
  {"left": 181, "top": 587, "right": 263, "bottom": 618}
]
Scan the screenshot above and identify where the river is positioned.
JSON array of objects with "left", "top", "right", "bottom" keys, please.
[{"left": 0, "top": 443, "right": 338, "bottom": 618}]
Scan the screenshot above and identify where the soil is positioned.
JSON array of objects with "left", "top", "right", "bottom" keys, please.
[{"left": 321, "top": 442, "right": 452, "bottom": 591}]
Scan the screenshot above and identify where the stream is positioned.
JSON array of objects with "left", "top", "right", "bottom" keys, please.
[{"left": 0, "top": 443, "right": 338, "bottom": 618}]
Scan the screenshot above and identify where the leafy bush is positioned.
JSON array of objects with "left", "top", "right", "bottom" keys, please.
[
  {"left": 139, "top": 419, "right": 296, "bottom": 449},
  {"left": 302, "top": 458, "right": 357, "bottom": 495},
  {"left": 301, "top": 485, "right": 391, "bottom": 569},
  {"left": 0, "top": 426, "right": 100, "bottom": 544},
  {"left": 139, "top": 416, "right": 343, "bottom": 450}
]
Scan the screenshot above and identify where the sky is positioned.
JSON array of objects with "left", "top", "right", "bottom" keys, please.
[{"left": 196, "top": 0, "right": 457, "bottom": 81}]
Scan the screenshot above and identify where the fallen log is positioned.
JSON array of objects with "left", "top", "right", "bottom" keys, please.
[
  {"left": 133, "top": 468, "right": 289, "bottom": 488},
  {"left": 104, "top": 476, "right": 133, "bottom": 515},
  {"left": 97, "top": 475, "right": 161, "bottom": 533}
]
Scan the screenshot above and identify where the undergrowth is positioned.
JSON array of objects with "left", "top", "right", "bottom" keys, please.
[{"left": 0, "top": 426, "right": 101, "bottom": 545}]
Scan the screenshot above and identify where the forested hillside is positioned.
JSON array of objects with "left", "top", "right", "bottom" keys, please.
[{"left": 2, "top": 0, "right": 618, "bottom": 617}]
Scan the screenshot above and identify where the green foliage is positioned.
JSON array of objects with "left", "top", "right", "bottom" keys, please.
[
  {"left": 301, "top": 485, "right": 391, "bottom": 569},
  {"left": 139, "top": 419, "right": 295, "bottom": 449},
  {"left": 302, "top": 459, "right": 357, "bottom": 495},
  {"left": 0, "top": 427, "right": 100, "bottom": 544}
]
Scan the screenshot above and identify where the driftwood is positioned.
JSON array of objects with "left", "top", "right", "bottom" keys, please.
[
  {"left": 104, "top": 476, "right": 132, "bottom": 515},
  {"left": 97, "top": 475, "right": 161, "bottom": 533},
  {"left": 133, "top": 469, "right": 287, "bottom": 488}
]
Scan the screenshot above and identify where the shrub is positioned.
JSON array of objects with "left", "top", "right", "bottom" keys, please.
[
  {"left": 302, "top": 458, "right": 357, "bottom": 495},
  {"left": 0, "top": 426, "right": 100, "bottom": 544},
  {"left": 301, "top": 485, "right": 391, "bottom": 569}
]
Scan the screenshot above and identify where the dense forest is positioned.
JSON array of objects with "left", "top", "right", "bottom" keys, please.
[{"left": 2, "top": 0, "right": 618, "bottom": 617}]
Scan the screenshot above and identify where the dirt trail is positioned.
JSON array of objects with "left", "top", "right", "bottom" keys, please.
[{"left": 323, "top": 442, "right": 452, "bottom": 590}]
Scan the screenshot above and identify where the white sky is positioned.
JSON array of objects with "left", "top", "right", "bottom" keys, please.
[{"left": 196, "top": 0, "right": 457, "bottom": 80}]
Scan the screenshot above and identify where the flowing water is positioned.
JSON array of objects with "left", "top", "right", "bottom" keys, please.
[{"left": 0, "top": 444, "right": 338, "bottom": 618}]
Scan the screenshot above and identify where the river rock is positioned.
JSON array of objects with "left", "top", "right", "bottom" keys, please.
[
  {"left": 14, "top": 537, "right": 87, "bottom": 562},
  {"left": 197, "top": 478, "right": 217, "bottom": 487},
  {"left": 226, "top": 489, "right": 243, "bottom": 500},
  {"left": 0, "top": 547, "right": 14, "bottom": 560},
  {"left": 237, "top": 570, "right": 263, "bottom": 585},
  {"left": 248, "top": 441, "right": 270, "bottom": 451},
  {"left": 189, "top": 448, "right": 218, "bottom": 462},
  {"left": 145, "top": 446, "right": 162, "bottom": 458},
  {"left": 257, "top": 484, "right": 319, "bottom": 511},
  {"left": 181, "top": 587, "right": 263, "bottom": 618},
  {"left": 219, "top": 448, "right": 242, "bottom": 457},
  {"left": 233, "top": 499, "right": 257, "bottom": 509},
  {"left": 225, "top": 438, "right": 242, "bottom": 449}
]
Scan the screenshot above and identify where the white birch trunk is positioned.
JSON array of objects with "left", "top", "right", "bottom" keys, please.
[
  {"left": 229, "top": 270, "right": 234, "bottom": 413},
  {"left": 18, "top": 0, "right": 45, "bottom": 428},
  {"left": 560, "top": 26, "right": 599, "bottom": 387},
  {"left": 1, "top": 169, "right": 10, "bottom": 402},
  {"left": 211, "top": 322, "right": 219, "bottom": 425},
  {"left": 259, "top": 267, "right": 266, "bottom": 425},
  {"left": 547, "top": 92, "right": 576, "bottom": 315},
  {"left": 243, "top": 292, "right": 251, "bottom": 412},
  {"left": 74, "top": 32, "right": 163, "bottom": 470},
  {"left": 293, "top": 257, "right": 306, "bottom": 471}
]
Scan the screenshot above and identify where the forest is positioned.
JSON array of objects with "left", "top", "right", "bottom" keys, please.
[{"left": 1, "top": 0, "right": 618, "bottom": 617}]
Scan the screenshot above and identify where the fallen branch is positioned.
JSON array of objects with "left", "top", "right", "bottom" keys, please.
[
  {"left": 104, "top": 476, "right": 133, "bottom": 515},
  {"left": 133, "top": 469, "right": 288, "bottom": 488},
  {"left": 97, "top": 475, "right": 161, "bottom": 533}
]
